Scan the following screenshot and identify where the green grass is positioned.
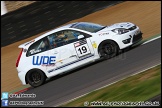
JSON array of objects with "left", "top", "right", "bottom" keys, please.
[
  {"left": 143, "top": 33, "right": 161, "bottom": 42},
  {"left": 61, "top": 65, "right": 161, "bottom": 107},
  {"left": 132, "top": 33, "right": 161, "bottom": 46}
]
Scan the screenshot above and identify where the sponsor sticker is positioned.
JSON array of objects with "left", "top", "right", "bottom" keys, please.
[
  {"left": 74, "top": 42, "right": 80, "bottom": 47},
  {"left": 92, "top": 42, "right": 97, "bottom": 48},
  {"left": 25, "top": 40, "right": 35, "bottom": 46},
  {"left": 32, "top": 56, "right": 56, "bottom": 65},
  {"left": 30, "top": 49, "right": 41, "bottom": 54},
  {"left": 99, "top": 32, "right": 109, "bottom": 36}
]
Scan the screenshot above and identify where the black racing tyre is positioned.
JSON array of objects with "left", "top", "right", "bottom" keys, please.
[
  {"left": 26, "top": 69, "right": 46, "bottom": 87},
  {"left": 98, "top": 40, "right": 119, "bottom": 59}
]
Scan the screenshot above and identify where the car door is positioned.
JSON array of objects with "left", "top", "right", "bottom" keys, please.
[
  {"left": 71, "top": 30, "right": 95, "bottom": 59},
  {"left": 26, "top": 37, "right": 52, "bottom": 73},
  {"left": 62, "top": 29, "right": 95, "bottom": 66},
  {"left": 46, "top": 29, "right": 95, "bottom": 75},
  {"left": 46, "top": 30, "right": 79, "bottom": 74}
]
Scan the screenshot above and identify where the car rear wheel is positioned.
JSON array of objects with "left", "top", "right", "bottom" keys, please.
[
  {"left": 26, "top": 69, "right": 46, "bottom": 87},
  {"left": 99, "top": 40, "right": 119, "bottom": 59}
]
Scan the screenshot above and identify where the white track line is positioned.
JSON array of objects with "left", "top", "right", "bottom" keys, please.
[
  {"left": 56, "top": 63, "right": 161, "bottom": 107},
  {"left": 142, "top": 35, "right": 161, "bottom": 45}
]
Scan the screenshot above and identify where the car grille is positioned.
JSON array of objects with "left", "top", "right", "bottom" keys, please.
[
  {"left": 128, "top": 26, "right": 137, "bottom": 31},
  {"left": 132, "top": 32, "right": 142, "bottom": 43}
]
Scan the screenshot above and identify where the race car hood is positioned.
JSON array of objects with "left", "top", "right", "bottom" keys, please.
[{"left": 98, "top": 22, "right": 135, "bottom": 32}]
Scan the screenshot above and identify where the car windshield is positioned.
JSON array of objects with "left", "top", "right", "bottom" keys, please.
[{"left": 71, "top": 22, "right": 106, "bottom": 33}]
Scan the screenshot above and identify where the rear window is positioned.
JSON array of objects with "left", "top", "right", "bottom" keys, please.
[{"left": 26, "top": 37, "right": 50, "bottom": 56}]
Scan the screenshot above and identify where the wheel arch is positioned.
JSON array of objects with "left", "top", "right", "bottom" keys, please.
[{"left": 98, "top": 39, "right": 120, "bottom": 53}]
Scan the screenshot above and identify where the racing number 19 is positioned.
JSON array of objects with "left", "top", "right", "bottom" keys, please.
[
  {"left": 78, "top": 46, "right": 87, "bottom": 54},
  {"left": 75, "top": 44, "right": 91, "bottom": 57}
]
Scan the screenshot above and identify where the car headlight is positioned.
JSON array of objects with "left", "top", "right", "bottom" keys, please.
[{"left": 112, "top": 28, "right": 129, "bottom": 35}]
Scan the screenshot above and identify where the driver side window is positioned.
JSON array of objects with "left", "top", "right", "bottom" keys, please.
[
  {"left": 47, "top": 31, "right": 68, "bottom": 48},
  {"left": 47, "top": 30, "right": 91, "bottom": 49},
  {"left": 60, "top": 30, "right": 89, "bottom": 43}
]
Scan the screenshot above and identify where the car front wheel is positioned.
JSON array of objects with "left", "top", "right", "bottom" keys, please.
[{"left": 99, "top": 40, "right": 119, "bottom": 59}]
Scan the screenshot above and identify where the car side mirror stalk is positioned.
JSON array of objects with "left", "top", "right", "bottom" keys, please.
[{"left": 77, "top": 35, "right": 85, "bottom": 39}]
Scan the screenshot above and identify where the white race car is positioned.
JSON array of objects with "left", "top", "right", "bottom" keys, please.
[{"left": 16, "top": 22, "right": 142, "bottom": 87}]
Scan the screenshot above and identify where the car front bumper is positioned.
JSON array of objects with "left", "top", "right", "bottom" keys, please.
[
  {"left": 116, "top": 27, "right": 143, "bottom": 49},
  {"left": 132, "top": 32, "right": 143, "bottom": 44}
]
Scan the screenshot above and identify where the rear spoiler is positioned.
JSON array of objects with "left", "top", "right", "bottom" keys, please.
[{"left": 18, "top": 39, "right": 35, "bottom": 48}]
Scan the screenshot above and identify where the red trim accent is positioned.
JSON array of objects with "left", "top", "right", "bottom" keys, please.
[
  {"left": 14, "top": 87, "right": 29, "bottom": 94},
  {"left": 16, "top": 49, "right": 23, "bottom": 67}
]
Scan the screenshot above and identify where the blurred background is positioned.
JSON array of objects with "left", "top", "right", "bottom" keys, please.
[
  {"left": 1, "top": 1, "right": 161, "bottom": 93},
  {"left": 1, "top": 1, "right": 36, "bottom": 15}
]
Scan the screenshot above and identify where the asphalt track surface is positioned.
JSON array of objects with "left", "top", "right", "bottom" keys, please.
[
  {"left": 148, "top": 94, "right": 161, "bottom": 107},
  {"left": 8, "top": 38, "right": 161, "bottom": 107}
]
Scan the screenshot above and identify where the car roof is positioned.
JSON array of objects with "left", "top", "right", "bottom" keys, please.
[
  {"left": 35, "top": 22, "right": 77, "bottom": 40},
  {"left": 18, "top": 22, "right": 78, "bottom": 49},
  {"left": 19, "top": 22, "right": 96, "bottom": 49}
]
